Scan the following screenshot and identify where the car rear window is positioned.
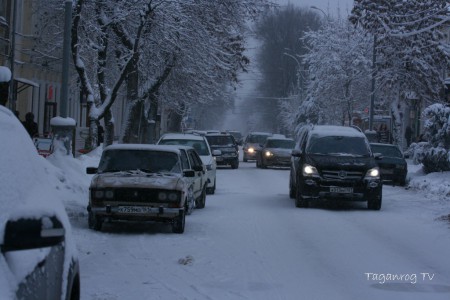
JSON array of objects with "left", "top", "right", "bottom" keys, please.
[
  {"left": 98, "top": 150, "right": 181, "bottom": 173},
  {"left": 158, "top": 139, "right": 210, "bottom": 156},
  {"left": 205, "top": 135, "right": 234, "bottom": 146},
  {"left": 307, "top": 136, "right": 370, "bottom": 156}
]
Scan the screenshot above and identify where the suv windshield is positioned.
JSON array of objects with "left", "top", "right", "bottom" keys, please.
[
  {"left": 307, "top": 136, "right": 370, "bottom": 156},
  {"left": 266, "top": 139, "right": 295, "bottom": 149},
  {"left": 158, "top": 139, "right": 210, "bottom": 156},
  {"left": 98, "top": 150, "right": 181, "bottom": 173},
  {"left": 206, "top": 135, "right": 235, "bottom": 146}
]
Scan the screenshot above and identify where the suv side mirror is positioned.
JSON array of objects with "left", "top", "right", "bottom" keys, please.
[
  {"left": 291, "top": 149, "right": 302, "bottom": 157},
  {"left": 2, "top": 217, "right": 65, "bottom": 252},
  {"left": 86, "top": 167, "right": 98, "bottom": 174}
]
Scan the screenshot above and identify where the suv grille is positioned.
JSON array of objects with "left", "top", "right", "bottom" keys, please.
[{"left": 322, "top": 170, "right": 363, "bottom": 180}]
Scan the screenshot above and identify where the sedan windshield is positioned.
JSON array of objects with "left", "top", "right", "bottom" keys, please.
[
  {"left": 266, "top": 139, "right": 295, "bottom": 149},
  {"left": 206, "top": 136, "right": 234, "bottom": 146},
  {"left": 98, "top": 150, "right": 181, "bottom": 173},
  {"left": 307, "top": 136, "right": 370, "bottom": 156},
  {"left": 371, "top": 145, "right": 403, "bottom": 158}
]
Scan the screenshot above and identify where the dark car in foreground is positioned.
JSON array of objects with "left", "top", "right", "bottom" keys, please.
[
  {"left": 205, "top": 132, "right": 239, "bottom": 169},
  {"left": 256, "top": 137, "right": 295, "bottom": 168},
  {"left": 86, "top": 144, "right": 204, "bottom": 233},
  {"left": 0, "top": 106, "right": 80, "bottom": 300},
  {"left": 370, "top": 143, "right": 407, "bottom": 186},
  {"left": 290, "top": 125, "right": 382, "bottom": 210}
]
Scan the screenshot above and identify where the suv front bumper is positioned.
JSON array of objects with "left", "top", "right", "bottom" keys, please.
[{"left": 299, "top": 177, "right": 381, "bottom": 201}]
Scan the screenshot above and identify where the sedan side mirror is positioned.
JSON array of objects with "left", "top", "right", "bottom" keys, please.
[
  {"left": 1, "top": 216, "right": 65, "bottom": 252},
  {"left": 183, "top": 170, "right": 195, "bottom": 177}
]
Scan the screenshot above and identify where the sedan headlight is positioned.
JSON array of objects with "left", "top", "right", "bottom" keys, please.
[
  {"left": 365, "top": 167, "right": 380, "bottom": 179},
  {"left": 158, "top": 191, "right": 180, "bottom": 202},
  {"left": 248, "top": 147, "right": 255, "bottom": 153},
  {"left": 265, "top": 151, "right": 273, "bottom": 157},
  {"left": 302, "top": 164, "right": 318, "bottom": 176},
  {"left": 93, "top": 189, "right": 114, "bottom": 199}
]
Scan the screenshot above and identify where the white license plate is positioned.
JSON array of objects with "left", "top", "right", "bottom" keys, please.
[
  {"left": 330, "top": 187, "right": 353, "bottom": 193},
  {"left": 118, "top": 206, "right": 153, "bottom": 214}
]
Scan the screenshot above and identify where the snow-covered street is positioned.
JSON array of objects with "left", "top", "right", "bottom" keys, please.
[{"left": 69, "top": 157, "right": 450, "bottom": 300}]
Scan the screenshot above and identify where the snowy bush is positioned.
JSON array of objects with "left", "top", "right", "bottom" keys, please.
[{"left": 416, "top": 104, "right": 450, "bottom": 173}]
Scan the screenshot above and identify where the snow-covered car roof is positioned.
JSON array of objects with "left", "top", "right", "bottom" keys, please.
[
  {"left": 159, "top": 133, "right": 206, "bottom": 141},
  {"left": 104, "top": 143, "right": 182, "bottom": 153},
  {"left": 309, "top": 125, "right": 366, "bottom": 138}
]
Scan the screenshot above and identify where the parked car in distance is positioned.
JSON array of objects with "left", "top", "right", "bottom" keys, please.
[
  {"left": 290, "top": 125, "right": 382, "bottom": 210},
  {"left": 86, "top": 144, "right": 201, "bottom": 233},
  {"left": 242, "top": 132, "right": 273, "bottom": 162},
  {"left": 256, "top": 137, "right": 295, "bottom": 168},
  {"left": 157, "top": 133, "right": 218, "bottom": 194},
  {"left": 205, "top": 132, "right": 239, "bottom": 169},
  {"left": 227, "top": 130, "right": 244, "bottom": 145},
  {"left": 0, "top": 106, "right": 80, "bottom": 300},
  {"left": 370, "top": 143, "right": 407, "bottom": 186}
]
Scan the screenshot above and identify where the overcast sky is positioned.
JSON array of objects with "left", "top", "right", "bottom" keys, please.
[{"left": 274, "top": 0, "right": 355, "bottom": 17}]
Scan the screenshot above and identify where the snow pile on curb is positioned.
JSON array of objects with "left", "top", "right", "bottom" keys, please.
[{"left": 407, "top": 161, "right": 450, "bottom": 199}]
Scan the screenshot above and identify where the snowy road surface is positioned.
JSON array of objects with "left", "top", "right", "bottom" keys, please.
[{"left": 72, "top": 161, "right": 450, "bottom": 300}]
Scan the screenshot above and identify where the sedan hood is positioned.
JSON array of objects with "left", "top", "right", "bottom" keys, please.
[{"left": 91, "top": 172, "right": 183, "bottom": 190}]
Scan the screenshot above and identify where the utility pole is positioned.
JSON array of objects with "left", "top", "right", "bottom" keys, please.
[
  {"left": 60, "top": 0, "right": 72, "bottom": 118},
  {"left": 8, "top": 0, "right": 17, "bottom": 112},
  {"left": 369, "top": 34, "right": 377, "bottom": 130}
]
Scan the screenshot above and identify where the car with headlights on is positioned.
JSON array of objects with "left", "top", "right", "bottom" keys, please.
[
  {"left": 205, "top": 132, "right": 239, "bottom": 169},
  {"left": 242, "top": 132, "right": 272, "bottom": 162},
  {"left": 256, "top": 137, "right": 295, "bottom": 168},
  {"left": 86, "top": 144, "right": 202, "bottom": 233},
  {"left": 0, "top": 106, "right": 80, "bottom": 300},
  {"left": 370, "top": 143, "right": 407, "bottom": 186},
  {"left": 157, "top": 133, "right": 218, "bottom": 194},
  {"left": 290, "top": 125, "right": 382, "bottom": 210}
]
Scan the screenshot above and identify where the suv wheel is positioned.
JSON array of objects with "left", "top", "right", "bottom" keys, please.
[
  {"left": 289, "top": 175, "right": 296, "bottom": 199},
  {"left": 206, "top": 179, "right": 216, "bottom": 194},
  {"left": 172, "top": 210, "right": 185, "bottom": 233},
  {"left": 295, "top": 189, "right": 309, "bottom": 208},
  {"left": 231, "top": 160, "right": 239, "bottom": 169},
  {"left": 88, "top": 211, "right": 103, "bottom": 231},
  {"left": 367, "top": 192, "right": 382, "bottom": 210}
]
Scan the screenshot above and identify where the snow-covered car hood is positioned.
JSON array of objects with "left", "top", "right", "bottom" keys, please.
[
  {"left": 306, "top": 154, "right": 376, "bottom": 171},
  {"left": 91, "top": 172, "right": 185, "bottom": 190},
  {"left": 0, "top": 106, "right": 77, "bottom": 299}
]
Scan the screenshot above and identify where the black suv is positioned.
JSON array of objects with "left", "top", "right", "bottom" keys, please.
[
  {"left": 289, "top": 125, "right": 382, "bottom": 210},
  {"left": 205, "top": 132, "right": 239, "bottom": 169}
]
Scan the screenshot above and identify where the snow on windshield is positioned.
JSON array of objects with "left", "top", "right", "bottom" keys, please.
[{"left": 98, "top": 150, "right": 181, "bottom": 173}]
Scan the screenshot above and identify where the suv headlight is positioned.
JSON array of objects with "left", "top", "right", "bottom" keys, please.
[
  {"left": 302, "top": 164, "right": 318, "bottom": 176},
  {"left": 265, "top": 151, "right": 273, "bottom": 157},
  {"left": 365, "top": 167, "right": 380, "bottom": 179},
  {"left": 248, "top": 147, "right": 255, "bottom": 153}
]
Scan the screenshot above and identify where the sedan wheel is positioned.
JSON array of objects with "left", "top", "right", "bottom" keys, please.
[
  {"left": 172, "top": 210, "right": 185, "bottom": 234},
  {"left": 196, "top": 185, "right": 207, "bottom": 209}
]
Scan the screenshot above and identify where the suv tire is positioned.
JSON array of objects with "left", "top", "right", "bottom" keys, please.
[
  {"left": 367, "top": 193, "right": 382, "bottom": 210},
  {"left": 295, "top": 189, "right": 309, "bottom": 208}
]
